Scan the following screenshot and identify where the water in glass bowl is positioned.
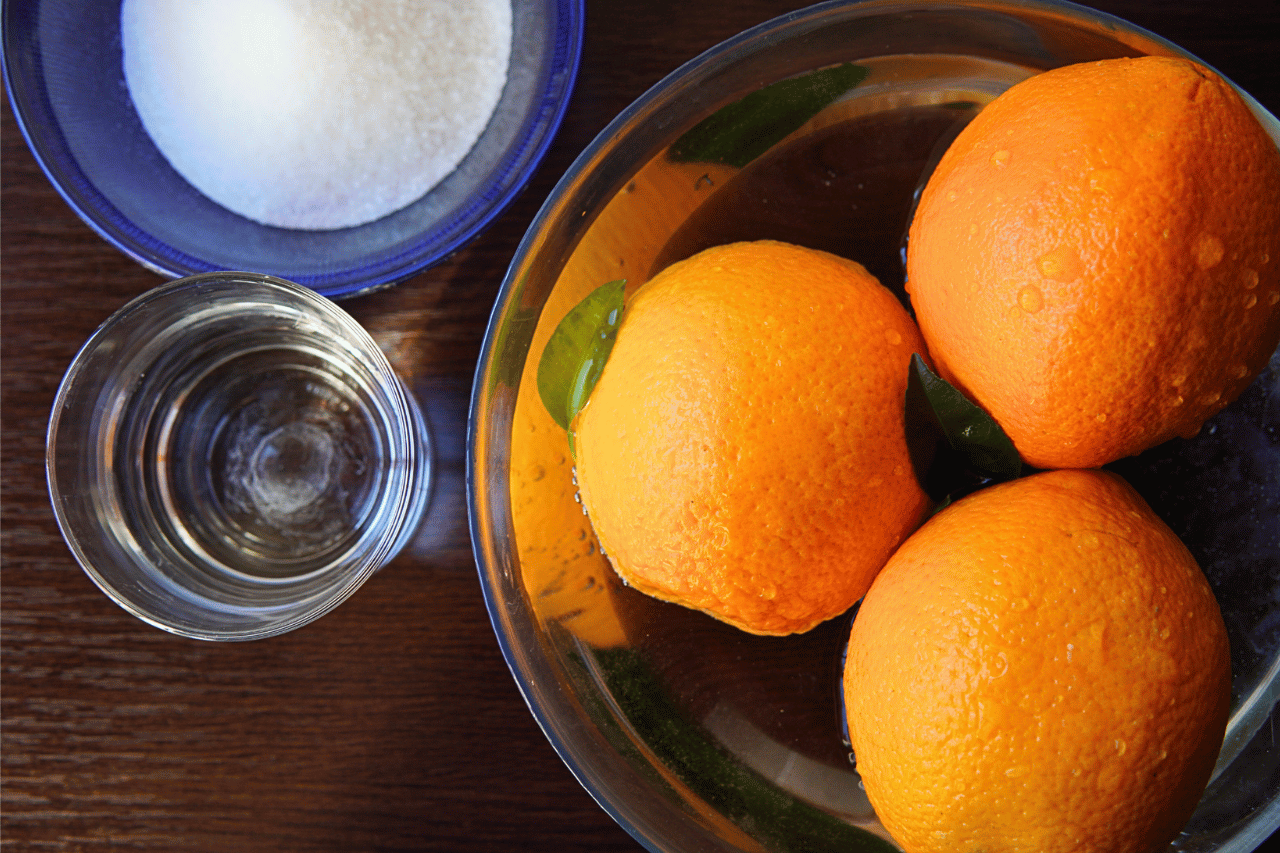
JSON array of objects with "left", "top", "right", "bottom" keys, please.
[{"left": 505, "top": 52, "right": 1280, "bottom": 853}]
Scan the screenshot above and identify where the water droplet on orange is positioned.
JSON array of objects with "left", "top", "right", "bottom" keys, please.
[
  {"left": 1038, "top": 247, "right": 1083, "bottom": 282},
  {"left": 1245, "top": 293, "right": 1258, "bottom": 309},
  {"left": 1194, "top": 234, "right": 1225, "bottom": 269},
  {"left": 991, "top": 149, "right": 1010, "bottom": 166},
  {"left": 1244, "top": 269, "right": 1260, "bottom": 289},
  {"left": 1088, "top": 168, "right": 1123, "bottom": 194},
  {"left": 1018, "top": 285, "right": 1044, "bottom": 313}
]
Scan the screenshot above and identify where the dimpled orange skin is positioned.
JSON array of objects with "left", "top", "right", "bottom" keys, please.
[
  {"left": 844, "top": 469, "right": 1232, "bottom": 853},
  {"left": 573, "top": 240, "right": 930, "bottom": 636},
  {"left": 906, "top": 56, "right": 1280, "bottom": 469}
]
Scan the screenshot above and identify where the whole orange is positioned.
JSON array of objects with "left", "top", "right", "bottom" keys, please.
[
  {"left": 906, "top": 55, "right": 1280, "bottom": 469},
  {"left": 844, "top": 468, "right": 1231, "bottom": 853},
  {"left": 573, "top": 240, "right": 929, "bottom": 635}
]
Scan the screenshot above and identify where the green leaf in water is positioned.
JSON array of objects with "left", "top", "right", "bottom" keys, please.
[
  {"left": 905, "top": 353, "right": 1022, "bottom": 503},
  {"left": 669, "top": 63, "right": 869, "bottom": 168},
  {"left": 583, "top": 644, "right": 899, "bottom": 853},
  {"left": 537, "top": 280, "right": 627, "bottom": 432}
]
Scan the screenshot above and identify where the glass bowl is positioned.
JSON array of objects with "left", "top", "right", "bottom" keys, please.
[
  {"left": 469, "top": 1, "right": 1280, "bottom": 851},
  {"left": 1, "top": 0, "right": 582, "bottom": 299}
]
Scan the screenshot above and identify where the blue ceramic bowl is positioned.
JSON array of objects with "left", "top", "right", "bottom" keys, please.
[{"left": 2, "top": 0, "right": 582, "bottom": 298}]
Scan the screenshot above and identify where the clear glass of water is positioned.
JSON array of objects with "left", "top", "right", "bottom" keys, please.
[{"left": 47, "top": 272, "right": 432, "bottom": 640}]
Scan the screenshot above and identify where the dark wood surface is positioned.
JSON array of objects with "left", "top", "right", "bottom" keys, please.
[{"left": 4, "top": 1, "right": 1278, "bottom": 850}]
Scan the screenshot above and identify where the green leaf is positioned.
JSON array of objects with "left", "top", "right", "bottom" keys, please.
[
  {"left": 669, "top": 63, "right": 869, "bottom": 168},
  {"left": 537, "top": 280, "right": 627, "bottom": 432},
  {"left": 584, "top": 644, "right": 900, "bottom": 853},
  {"left": 906, "top": 353, "right": 1021, "bottom": 502}
]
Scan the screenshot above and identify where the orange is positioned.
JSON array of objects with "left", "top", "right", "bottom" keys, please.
[
  {"left": 906, "top": 55, "right": 1280, "bottom": 469},
  {"left": 573, "top": 240, "right": 929, "bottom": 636},
  {"left": 844, "top": 468, "right": 1231, "bottom": 853}
]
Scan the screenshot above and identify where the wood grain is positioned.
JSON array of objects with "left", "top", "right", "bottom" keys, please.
[{"left": 4, "top": 1, "right": 1278, "bottom": 850}]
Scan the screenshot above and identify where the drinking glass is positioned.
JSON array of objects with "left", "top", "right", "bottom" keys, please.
[{"left": 47, "top": 272, "right": 432, "bottom": 640}]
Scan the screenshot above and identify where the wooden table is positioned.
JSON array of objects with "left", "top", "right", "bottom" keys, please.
[{"left": 4, "top": 1, "right": 1278, "bottom": 850}]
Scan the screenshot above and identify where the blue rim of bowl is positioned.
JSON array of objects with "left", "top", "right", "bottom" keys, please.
[
  {"left": 469, "top": 1, "right": 1280, "bottom": 851},
  {"left": 1, "top": 0, "right": 585, "bottom": 299}
]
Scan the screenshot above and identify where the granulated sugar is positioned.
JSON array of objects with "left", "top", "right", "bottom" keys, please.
[{"left": 121, "top": 0, "right": 512, "bottom": 230}]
